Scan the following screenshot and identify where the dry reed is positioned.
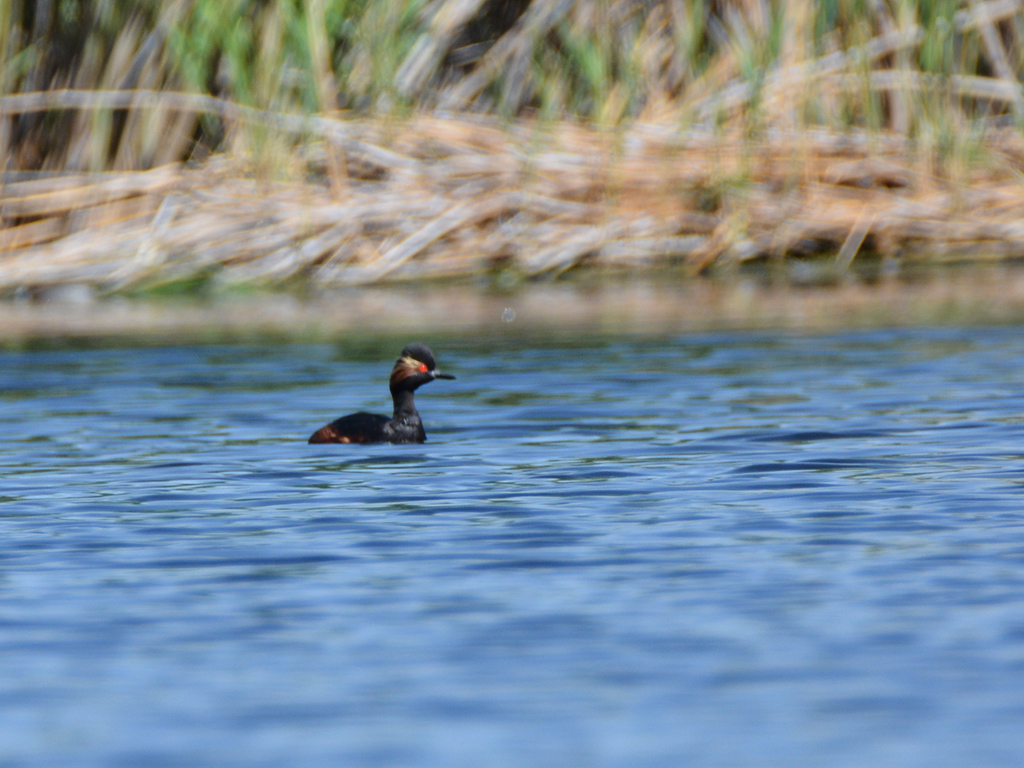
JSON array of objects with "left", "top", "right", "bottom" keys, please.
[
  {"left": 3, "top": 0, "right": 1024, "bottom": 294},
  {"left": 3, "top": 107, "right": 1024, "bottom": 292}
]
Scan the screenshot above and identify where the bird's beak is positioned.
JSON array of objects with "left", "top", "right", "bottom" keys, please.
[{"left": 433, "top": 371, "right": 456, "bottom": 379}]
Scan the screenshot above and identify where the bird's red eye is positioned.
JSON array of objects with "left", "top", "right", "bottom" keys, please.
[{"left": 419, "top": 363, "right": 428, "bottom": 372}]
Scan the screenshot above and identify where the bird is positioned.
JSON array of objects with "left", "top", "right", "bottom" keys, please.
[{"left": 308, "top": 342, "right": 455, "bottom": 444}]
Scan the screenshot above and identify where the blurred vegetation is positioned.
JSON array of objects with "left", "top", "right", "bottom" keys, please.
[
  {"left": 2, "top": 0, "right": 1023, "bottom": 172},
  {"left": 3, "top": 1, "right": 1024, "bottom": 295}
]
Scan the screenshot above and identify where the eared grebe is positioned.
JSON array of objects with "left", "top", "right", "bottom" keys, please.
[{"left": 308, "top": 342, "right": 455, "bottom": 444}]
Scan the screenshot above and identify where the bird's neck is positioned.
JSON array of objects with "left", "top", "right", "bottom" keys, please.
[{"left": 391, "top": 388, "right": 418, "bottom": 419}]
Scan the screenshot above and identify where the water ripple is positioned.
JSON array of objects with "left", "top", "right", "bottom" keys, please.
[{"left": 1, "top": 329, "right": 1024, "bottom": 766}]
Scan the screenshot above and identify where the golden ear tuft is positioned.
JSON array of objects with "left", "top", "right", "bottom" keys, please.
[{"left": 400, "top": 356, "right": 429, "bottom": 372}]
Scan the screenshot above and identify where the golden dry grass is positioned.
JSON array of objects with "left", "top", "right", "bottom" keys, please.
[
  {"left": 2, "top": 108, "right": 1024, "bottom": 293},
  {"left": 4, "top": 0, "right": 1024, "bottom": 294}
]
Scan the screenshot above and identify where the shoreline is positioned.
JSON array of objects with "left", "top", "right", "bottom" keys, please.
[{"left": 5, "top": 266, "right": 1024, "bottom": 345}]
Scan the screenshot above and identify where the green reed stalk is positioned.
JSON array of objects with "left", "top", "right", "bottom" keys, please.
[{"left": 0, "top": 0, "right": 1017, "bottom": 176}]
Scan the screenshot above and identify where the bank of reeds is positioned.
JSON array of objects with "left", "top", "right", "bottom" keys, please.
[{"left": 2, "top": 0, "right": 1024, "bottom": 293}]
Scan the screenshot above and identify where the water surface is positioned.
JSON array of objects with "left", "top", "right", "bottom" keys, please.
[{"left": 2, "top": 328, "right": 1024, "bottom": 767}]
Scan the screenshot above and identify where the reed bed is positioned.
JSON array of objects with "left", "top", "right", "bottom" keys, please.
[
  {"left": 3, "top": 110, "right": 1024, "bottom": 292},
  {"left": 2, "top": 0, "right": 1024, "bottom": 294}
]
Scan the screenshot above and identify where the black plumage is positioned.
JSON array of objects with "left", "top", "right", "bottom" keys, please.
[{"left": 308, "top": 343, "right": 455, "bottom": 444}]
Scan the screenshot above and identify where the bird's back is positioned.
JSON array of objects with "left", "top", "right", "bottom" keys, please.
[{"left": 308, "top": 412, "right": 391, "bottom": 444}]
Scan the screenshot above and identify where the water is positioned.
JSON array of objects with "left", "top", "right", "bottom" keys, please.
[{"left": 2, "top": 327, "right": 1024, "bottom": 767}]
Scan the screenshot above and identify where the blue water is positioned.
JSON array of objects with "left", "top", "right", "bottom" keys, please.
[{"left": 2, "top": 327, "right": 1024, "bottom": 767}]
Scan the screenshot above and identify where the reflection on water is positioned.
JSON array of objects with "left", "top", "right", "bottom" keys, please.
[{"left": 2, "top": 329, "right": 1024, "bottom": 766}]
